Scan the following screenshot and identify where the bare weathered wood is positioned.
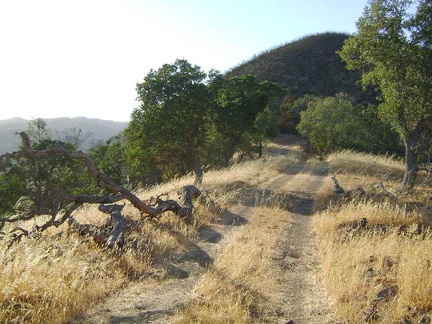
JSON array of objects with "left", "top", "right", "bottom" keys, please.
[
  {"left": 67, "top": 217, "right": 109, "bottom": 246},
  {"left": 181, "top": 185, "right": 202, "bottom": 209},
  {"left": 178, "top": 185, "right": 202, "bottom": 224},
  {"left": 331, "top": 175, "right": 344, "bottom": 194},
  {"left": 1, "top": 133, "right": 156, "bottom": 215},
  {"left": 98, "top": 204, "right": 127, "bottom": 248},
  {"left": 147, "top": 185, "right": 202, "bottom": 219},
  {"left": 1, "top": 132, "right": 203, "bottom": 248}
]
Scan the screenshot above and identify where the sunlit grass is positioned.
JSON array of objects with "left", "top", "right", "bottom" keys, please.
[
  {"left": 175, "top": 207, "right": 290, "bottom": 323},
  {"left": 0, "top": 150, "right": 298, "bottom": 323},
  {"left": 314, "top": 150, "right": 432, "bottom": 322},
  {"left": 0, "top": 237, "right": 128, "bottom": 323}
]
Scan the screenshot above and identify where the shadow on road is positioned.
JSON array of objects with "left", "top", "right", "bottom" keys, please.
[
  {"left": 176, "top": 241, "right": 213, "bottom": 267},
  {"left": 107, "top": 309, "right": 174, "bottom": 324},
  {"left": 211, "top": 209, "right": 248, "bottom": 226},
  {"left": 197, "top": 225, "right": 224, "bottom": 243}
]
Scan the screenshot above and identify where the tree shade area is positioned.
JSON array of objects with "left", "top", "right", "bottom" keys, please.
[{"left": 338, "top": 0, "right": 432, "bottom": 190}]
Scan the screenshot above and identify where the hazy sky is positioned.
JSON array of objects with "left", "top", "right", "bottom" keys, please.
[{"left": 0, "top": 0, "right": 369, "bottom": 122}]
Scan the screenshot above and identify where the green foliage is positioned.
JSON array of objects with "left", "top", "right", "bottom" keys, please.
[
  {"left": 125, "top": 59, "right": 210, "bottom": 184},
  {"left": 125, "top": 61, "right": 285, "bottom": 185},
  {"left": 0, "top": 119, "right": 105, "bottom": 216},
  {"left": 88, "top": 133, "right": 127, "bottom": 187},
  {"left": 209, "top": 74, "right": 285, "bottom": 165},
  {"left": 27, "top": 139, "right": 95, "bottom": 211},
  {"left": 278, "top": 94, "right": 318, "bottom": 134},
  {"left": 297, "top": 93, "right": 401, "bottom": 157},
  {"left": 338, "top": 0, "right": 432, "bottom": 188},
  {"left": 0, "top": 159, "right": 27, "bottom": 216},
  {"left": 0, "top": 138, "right": 98, "bottom": 217},
  {"left": 339, "top": 0, "right": 431, "bottom": 136}
]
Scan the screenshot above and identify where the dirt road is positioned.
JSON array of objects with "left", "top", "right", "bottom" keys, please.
[
  {"left": 77, "top": 137, "right": 335, "bottom": 323},
  {"left": 263, "top": 160, "right": 335, "bottom": 323}
]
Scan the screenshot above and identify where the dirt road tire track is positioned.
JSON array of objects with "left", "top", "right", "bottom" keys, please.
[
  {"left": 76, "top": 206, "right": 258, "bottom": 323},
  {"left": 76, "top": 150, "right": 335, "bottom": 323},
  {"left": 264, "top": 161, "right": 335, "bottom": 323}
]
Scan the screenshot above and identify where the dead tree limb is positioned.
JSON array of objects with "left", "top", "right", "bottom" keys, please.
[
  {"left": 181, "top": 185, "right": 202, "bottom": 208},
  {"left": 65, "top": 188, "right": 203, "bottom": 248},
  {"left": 98, "top": 204, "right": 127, "bottom": 248},
  {"left": 0, "top": 132, "right": 202, "bottom": 247},
  {"left": 0, "top": 132, "right": 201, "bottom": 247},
  {"left": 9, "top": 132, "right": 159, "bottom": 215},
  {"left": 67, "top": 217, "right": 110, "bottom": 246},
  {"left": 331, "top": 175, "right": 344, "bottom": 194}
]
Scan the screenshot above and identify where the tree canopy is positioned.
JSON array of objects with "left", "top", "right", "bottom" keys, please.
[
  {"left": 125, "top": 59, "right": 286, "bottom": 186},
  {"left": 0, "top": 122, "right": 96, "bottom": 216},
  {"left": 125, "top": 59, "right": 210, "bottom": 185},
  {"left": 338, "top": 0, "right": 432, "bottom": 189},
  {"left": 209, "top": 73, "right": 285, "bottom": 165},
  {"left": 296, "top": 93, "right": 401, "bottom": 157}
]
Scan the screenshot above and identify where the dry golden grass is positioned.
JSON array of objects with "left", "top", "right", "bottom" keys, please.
[
  {"left": 325, "top": 150, "right": 405, "bottom": 198},
  {"left": 314, "top": 150, "right": 432, "bottom": 323},
  {"left": 0, "top": 153, "right": 298, "bottom": 323},
  {"left": 175, "top": 207, "right": 291, "bottom": 323},
  {"left": 327, "top": 150, "right": 404, "bottom": 179},
  {"left": 203, "top": 154, "right": 298, "bottom": 187},
  {"left": 0, "top": 237, "right": 128, "bottom": 323},
  {"left": 315, "top": 150, "right": 432, "bottom": 213}
]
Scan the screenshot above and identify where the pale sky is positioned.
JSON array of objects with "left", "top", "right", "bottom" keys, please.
[{"left": 0, "top": 0, "right": 369, "bottom": 122}]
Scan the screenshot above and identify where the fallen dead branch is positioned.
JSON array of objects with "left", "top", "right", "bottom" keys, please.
[{"left": 0, "top": 132, "right": 201, "bottom": 248}]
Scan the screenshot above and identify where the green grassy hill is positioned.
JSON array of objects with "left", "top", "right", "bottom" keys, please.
[{"left": 227, "top": 32, "right": 376, "bottom": 104}]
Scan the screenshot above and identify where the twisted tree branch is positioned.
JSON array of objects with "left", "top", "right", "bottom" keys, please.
[{"left": 1, "top": 132, "right": 202, "bottom": 247}]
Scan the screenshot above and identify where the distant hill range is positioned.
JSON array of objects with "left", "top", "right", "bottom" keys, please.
[
  {"left": 227, "top": 32, "right": 376, "bottom": 105},
  {"left": 0, "top": 117, "right": 128, "bottom": 154}
]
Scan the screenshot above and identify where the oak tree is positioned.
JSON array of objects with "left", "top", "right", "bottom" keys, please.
[
  {"left": 338, "top": 0, "right": 432, "bottom": 189},
  {"left": 209, "top": 74, "right": 285, "bottom": 166},
  {"left": 125, "top": 59, "right": 210, "bottom": 185},
  {"left": 296, "top": 93, "right": 401, "bottom": 157}
]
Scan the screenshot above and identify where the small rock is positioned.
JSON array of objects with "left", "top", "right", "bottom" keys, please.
[
  {"left": 376, "top": 285, "right": 398, "bottom": 300},
  {"left": 359, "top": 218, "right": 368, "bottom": 228}
]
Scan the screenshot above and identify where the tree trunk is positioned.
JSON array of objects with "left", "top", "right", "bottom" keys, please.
[
  {"left": 257, "top": 141, "right": 263, "bottom": 158},
  {"left": 98, "top": 204, "right": 127, "bottom": 249},
  {"left": 187, "top": 140, "right": 203, "bottom": 185},
  {"left": 224, "top": 146, "right": 234, "bottom": 167},
  {"left": 401, "top": 135, "right": 418, "bottom": 191}
]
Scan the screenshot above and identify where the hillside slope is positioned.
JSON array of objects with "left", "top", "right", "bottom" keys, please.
[{"left": 227, "top": 32, "right": 375, "bottom": 104}]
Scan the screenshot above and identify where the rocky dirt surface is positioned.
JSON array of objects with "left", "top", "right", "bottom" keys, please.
[{"left": 75, "top": 135, "right": 336, "bottom": 323}]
